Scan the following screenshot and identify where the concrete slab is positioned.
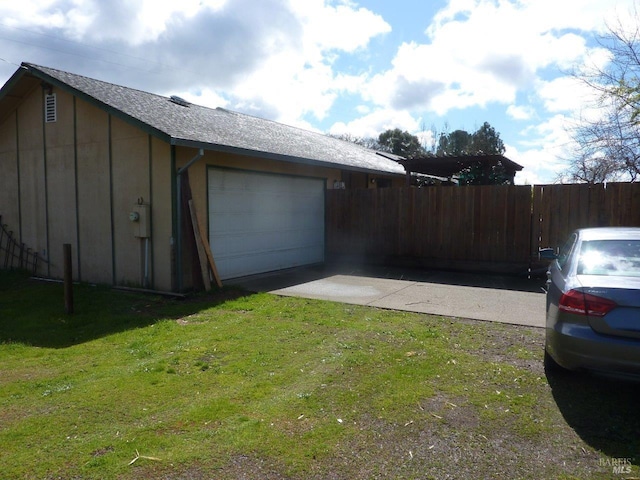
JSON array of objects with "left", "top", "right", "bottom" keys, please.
[
  {"left": 272, "top": 275, "right": 415, "bottom": 305},
  {"left": 229, "top": 265, "right": 547, "bottom": 328},
  {"left": 367, "top": 282, "right": 545, "bottom": 327}
]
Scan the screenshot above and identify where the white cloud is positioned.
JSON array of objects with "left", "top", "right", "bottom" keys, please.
[
  {"left": 289, "top": 0, "right": 391, "bottom": 55},
  {"left": 506, "top": 105, "right": 535, "bottom": 121},
  {"left": 2, "top": 0, "right": 216, "bottom": 44},
  {"left": 2, "top": 0, "right": 68, "bottom": 28},
  {"left": 431, "top": 0, "right": 632, "bottom": 37},
  {"left": 0, "top": 0, "right": 390, "bottom": 125},
  {"left": 506, "top": 116, "right": 575, "bottom": 185},
  {"left": 519, "top": 114, "right": 574, "bottom": 149},
  {"left": 175, "top": 87, "right": 228, "bottom": 110},
  {"left": 536, "top": 76, "right": 597, "bottom": 113},
  {"left": 194, "top": 0, "right": 389, "bottom": 123},
  {"left": 507, "top": 144, "right": 564, "bottom": 186},
  {"left": 213, "top": 0, "right": 390, "bottom": 124},
  {"left": 329, "top": 108, "right": 422, "bottom": 139},
  {"left": 364, "top": 0, "right": 634, "bottom": 119}
]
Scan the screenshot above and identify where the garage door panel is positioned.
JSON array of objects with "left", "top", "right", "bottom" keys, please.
[
  {"left": 215, "top": 239, "right": 324, "bottom": 264},
  {"left": 210, "top": 232, "right": 324, "bottom": 278},
  {"left": 213, "top": 227, "right": 324, "bottom": 257},
  {"left": 208, "top": 168, "right": 325, "bottom": 279},
  {"left": 215, "top": 248, "right": 321, "bottom": 281},
  {"left": 209, "top": 216, "right": 323, "bottom": 242}
]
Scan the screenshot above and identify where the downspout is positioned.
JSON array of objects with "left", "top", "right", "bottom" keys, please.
[{"left": 176, "top": 148, "right": 204, "bottom": 292}]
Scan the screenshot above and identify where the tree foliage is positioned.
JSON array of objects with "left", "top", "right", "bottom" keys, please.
[
  {"left": 436, "top": 122, "right": 505, "bottom": 156},
  {"left": 436, "top": 129, "right": 472, "bottom": 156},
  {"left": 377, "top": 128, "right": 425, "bottom": 158},
  {"left": 471, "top": 122, "right": 506, "bottom": 156},
  {"left": 436, "top": 122, "right": 509, "bottom": 185},
  {"left": 562, "top": 8, "right": 640, "bottom": 183}
]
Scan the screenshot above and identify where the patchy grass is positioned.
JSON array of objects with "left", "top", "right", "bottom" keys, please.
[{"left": 0, "top": 270, "right": 638, "bottom": 479}]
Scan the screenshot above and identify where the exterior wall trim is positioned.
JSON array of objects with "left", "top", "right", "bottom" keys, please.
[
  {"left": 73, "top": 96, "right": 81, "bottom": 281},
  {"left": 41, "top": 87, "right": 51, "bottom": 276},
  {"left": 108, "top": 115, "right": 116, "bottom": 285},
  {"left": 147, "top": 134, "right": 154, "bottom": 288},
  {"left": 15, "top": 110, "right": 22, "bottom": 242}
]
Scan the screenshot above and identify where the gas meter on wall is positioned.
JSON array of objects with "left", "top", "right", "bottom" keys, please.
[{"left": 129, "top": 204, "right": 150, "bottom": 238}]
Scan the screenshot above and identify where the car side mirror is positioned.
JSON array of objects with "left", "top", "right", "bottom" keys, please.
[{"left": 539, "top": 248, "right": 558, "bottom": 260}]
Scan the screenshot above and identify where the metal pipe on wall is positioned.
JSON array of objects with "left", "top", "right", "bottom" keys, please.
[{"left": 144, "top": 237, "right": 150, "bottom": 288}]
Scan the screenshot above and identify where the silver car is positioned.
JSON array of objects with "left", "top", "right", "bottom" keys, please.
[{"left": 544, "top": 227, "right": 640, "bottom": 376}]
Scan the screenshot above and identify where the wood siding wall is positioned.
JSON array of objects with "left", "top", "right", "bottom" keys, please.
[
  {"left": 326, "top": 183, "right": 640, "bottom": 273},
  {"left": 0, "top": 85, "right": 175, "bottom": 290}
]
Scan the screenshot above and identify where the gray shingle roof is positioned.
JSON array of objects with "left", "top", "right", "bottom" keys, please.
[{"left": 17, "top": 63, "right": 405, "bottom": 176}]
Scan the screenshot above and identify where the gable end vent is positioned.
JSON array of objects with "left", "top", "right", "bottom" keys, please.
[{"left": 45, "top": 93, "right": 57, "bottom": 123}]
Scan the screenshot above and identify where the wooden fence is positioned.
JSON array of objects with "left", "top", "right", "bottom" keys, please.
[
  {"left": 0, "top": 215, "right": 41, "bottom": 274},
  {"left": 326, "top": 183, "right": 640, "bottom": 274}
]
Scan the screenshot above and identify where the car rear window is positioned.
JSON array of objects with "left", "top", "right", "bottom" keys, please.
[{"left": 577, "top": 239, "right": 640, "bottom": 276}]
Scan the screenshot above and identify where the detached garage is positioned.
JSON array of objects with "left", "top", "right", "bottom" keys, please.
[{"left": 0, "top": 62, "right": 405, "bottom": 292}]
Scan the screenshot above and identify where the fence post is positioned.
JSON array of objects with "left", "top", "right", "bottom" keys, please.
[
  {"left": 18, "top": 243, "right": 25, "bottom": 269},
  {"left": 63, "top": 244, "right": 74, "bottom": 314},
  {"left": 4, "top": 231, "right": 13, "bottom": 269}
]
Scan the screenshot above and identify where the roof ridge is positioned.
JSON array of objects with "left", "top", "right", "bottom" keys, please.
[{"left": 22, "top": 62, "right": 177, "bottom": 103}]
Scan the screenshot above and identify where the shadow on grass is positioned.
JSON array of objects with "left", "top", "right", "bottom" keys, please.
[
  {"left": 546, "top": 367, "right": 640, "bottom": 465},
  {"left": 0, "top": 270, "right": 251, "bottom": 349}
]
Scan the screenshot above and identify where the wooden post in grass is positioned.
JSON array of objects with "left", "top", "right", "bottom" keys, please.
[{"left": 63, "top": 243, "right": 73, "bottom": 314}]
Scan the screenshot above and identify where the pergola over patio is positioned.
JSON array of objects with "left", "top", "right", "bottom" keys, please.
[{"left": 378, "top": 153, "right": 524, "bottom": 185}]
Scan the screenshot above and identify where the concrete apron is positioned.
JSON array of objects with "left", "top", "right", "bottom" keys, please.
[{"left": 231, "top": 269, "right": 546, "bottom": 329}]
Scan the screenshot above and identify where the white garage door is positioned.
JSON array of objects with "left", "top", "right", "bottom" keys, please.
[{"left": 207, "top": 168, "right": 325, "bottom": 279}]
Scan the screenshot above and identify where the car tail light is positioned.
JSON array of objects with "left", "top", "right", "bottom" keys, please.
[{"left": 559, "top": 289, "right": 617, "bottom": 317}]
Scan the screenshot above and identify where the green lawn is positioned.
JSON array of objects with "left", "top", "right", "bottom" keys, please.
[{"left": 0, "top": 270, "right": 638, "bottom": 479}]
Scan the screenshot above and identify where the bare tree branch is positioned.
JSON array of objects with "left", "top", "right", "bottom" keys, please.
[{"left": 562, "top": 5, "right": 640, "bottom": 183}]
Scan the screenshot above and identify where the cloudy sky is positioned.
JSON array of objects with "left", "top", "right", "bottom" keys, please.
[{"left": 0, "top": 0, "right": 636, "bottom": 184}]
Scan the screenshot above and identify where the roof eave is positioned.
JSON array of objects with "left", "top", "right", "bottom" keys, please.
[
  {"left": 171, "top": 138, "right": 405, "bottom": 177},
  {"left": 0, "top": 64, "right": 29, "bottom": 101}
]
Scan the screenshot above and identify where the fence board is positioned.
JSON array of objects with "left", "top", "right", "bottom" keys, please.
[
  {"left": 326, "top": 182, "right": 640, "bottom": 274},
  {"left": 0, "top": 215, "right": 41, "bottom": 273}
]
